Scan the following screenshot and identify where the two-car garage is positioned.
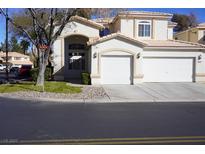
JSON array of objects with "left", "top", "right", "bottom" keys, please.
[
  {"left": 100, "top": 55, "right": 195, "bottom": 84},
  {"left": 88, "top": 34, "right": 204, "bottom": 85}
]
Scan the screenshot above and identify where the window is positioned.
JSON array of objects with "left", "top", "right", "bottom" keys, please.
[
  {"left": 203, "top": 31, "right": 205, "bottom": 41},
  {"left": 14, "top": 57, "right": 21, "bottom": 60},
  {"left": 68, "top": 52, "right": 85, "bottom": 70},
  {"left": 138, "top": 21, "right": 151, "bottom": 37},
  {"left": 69, "top": 44, "right": 85, "bottom": 50}
]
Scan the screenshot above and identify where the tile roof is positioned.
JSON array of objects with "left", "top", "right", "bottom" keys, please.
[
  {"left": 142, "top": 39, "right": 205, "bottom": 49},
  {"left": 70, "top": 15, "right": 104, "bottom": 29},
  {"left": 111, "top": 11, "right": 173, "bottom": 24},
  {"left": 87, "top": 33, "right": 147, "bottom": 46},
  {"left": 87, "top": 33, "right": 205, "bottom": 49},
  {"left": 0, "top": 51, "right": 30, "bottom": 58},
  {"left": 118, "top": 11, "right": 173, "bottom": 17},
  {"left": 8, "top": 60, "right": 33, "bottom": 65},
  {"left": 168, "top": 21, "right": 177, "bottom": 27},
  {"left": 92, "top": 17, "right": 114, "bottom": 24}
]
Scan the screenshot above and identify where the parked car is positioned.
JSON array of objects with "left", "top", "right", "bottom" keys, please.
[
  {"left": 19, "top": 65, "right": 32, "bottom": 77},
  {"left": 10, "top": 66, "right": 20, "bottom": 74},
  {"left": 0, "top": 64, "right": 6, "bottom": 72}
]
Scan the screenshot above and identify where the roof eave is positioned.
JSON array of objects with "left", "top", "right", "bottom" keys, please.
[
  {"left": 144, "top": 46, "right": 205, "bottom": 50},
  {"left": 70, "top": 16, "right": 104, "bottom": 29},
  {"left": 87, "top": 34, "right": 147, "bottom": 47}
]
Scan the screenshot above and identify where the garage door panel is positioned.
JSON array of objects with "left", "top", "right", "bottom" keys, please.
[
  {"left": 143, "top": 57, "right": 194, "bottom": 82},
  {"left": 101, "top": 56, "right": 132, "bottom": 84}
]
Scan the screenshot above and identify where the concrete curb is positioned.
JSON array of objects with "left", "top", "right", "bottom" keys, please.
[
  {"left": 0, "top": 95, "right": 205, "bottom": 104},
  {"left": 0, "top": 95, "right": 85, "bottom": 104}
]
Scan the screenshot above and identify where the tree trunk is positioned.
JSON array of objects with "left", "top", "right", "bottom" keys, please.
[
  {"left": 36, "top": 49, "right": 48, "bottom": 86},
  {"left": 36, "top": 62, "right": 46, "bottom": 86}
]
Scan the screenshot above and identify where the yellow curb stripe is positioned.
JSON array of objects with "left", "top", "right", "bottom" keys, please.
[
  {"left": 70, "top": 139, "right": 205, "bottom": 145},
  {"left": 17, "top": 136, "right": 205, "bottom": 144}
]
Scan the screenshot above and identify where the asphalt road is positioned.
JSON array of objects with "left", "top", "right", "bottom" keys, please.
[{"left": 0, "top": 97, "right": 205, "bottom": 144}]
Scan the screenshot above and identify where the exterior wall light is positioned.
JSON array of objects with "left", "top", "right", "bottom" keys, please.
[
  {"left": 93, "top": 52, "right": 97, "bottom": 59},
  {"left": 137, "top": 53, "right": 141, "bottom": 59},
  {"left": 198, "top": 54, "right": 202, "bottom": 61}
]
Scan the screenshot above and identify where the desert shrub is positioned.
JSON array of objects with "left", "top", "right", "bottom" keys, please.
[
  {"left": 81, "top": 72, "right": 91, "bottom": 85},
  {"left": 30, "top": 67, "right": 52, "bottom": 82}
]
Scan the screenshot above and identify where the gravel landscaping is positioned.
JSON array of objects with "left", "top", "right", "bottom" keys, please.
[{"left": 0, "top": 85, "right": 109, "bottom": 101}]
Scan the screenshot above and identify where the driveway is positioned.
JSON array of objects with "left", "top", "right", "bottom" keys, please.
[{"left": 103, "top": 83, "right": 205, "bottom": 102}]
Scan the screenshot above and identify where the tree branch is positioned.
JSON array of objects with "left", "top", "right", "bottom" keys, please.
[
  {"left": 50, "top": 9, "right": 74, "bottom": 45},
  {"left": 48, "top": 8, "right": 54, "bottom": 44},
  {"left": 0, "top": 8, "right": 37, "bottom": 47},
  {"left": 28, "top": 8, "right": 49, "bottom": 44}
]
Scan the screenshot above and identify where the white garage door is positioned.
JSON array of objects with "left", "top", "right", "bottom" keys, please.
[
  {"left": 143, "top": 57, "right": 194, "bottom": 82},
  {"left": 101, "top": 56, "right": 132, "bottom": 84}
]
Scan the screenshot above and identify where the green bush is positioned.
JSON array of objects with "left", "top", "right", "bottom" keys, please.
[
  {"left": 81, "top": 72, "right": 91, "bottom": 85},
  {"left": 30, "top": 67, "right": 52, "bottom": 82}
]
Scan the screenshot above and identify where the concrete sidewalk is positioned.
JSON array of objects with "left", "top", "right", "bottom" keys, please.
[
  {"left": 103, "top": 83, "right": 205, "bottom": 103},
  {"left": 1, "top": 83, "right": 205, "bottom": 103}
]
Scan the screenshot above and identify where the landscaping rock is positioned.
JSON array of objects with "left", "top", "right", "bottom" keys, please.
[{"left": 0, "top": 85, "right": 109, "bottom": 102}]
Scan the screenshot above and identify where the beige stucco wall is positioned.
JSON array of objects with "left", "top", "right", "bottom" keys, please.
[
  {"left": 90, "top": 38, "right": 143, "bottom": 84},
  {"left": 112, "top": 18, "right": 172, "bottom": 41},
  {"left": 60, "top": 21, "right": 100, "bottom": 38},
  {"left": 53, "top": 39, "right": 64, "bottom": 80},
  {"left": 120, "top": 19, "right": 134, "bottom": 38},
  {"left": 198, "top": 29, "right": 205, "bottom": 44},
  {"left": 53, "top": 21, "right": 100, "bottom": 80},
  {"left": 189, "top": 29, "right": 198, "bottom": 43},
  {"left": 174, "top": 28, "right": 204, "bottom": 44},
  {"left": 168, "top": 27, "right": 173, "bottom": 40},
  {"left": 153, "top": 20, "right": 168, "bottom": 40},
  {"left": 111, "top": 18, "right": 121, "bottom": 33},
  {"left": 174, "top": 31, "right": 189, "bottom": 41}
]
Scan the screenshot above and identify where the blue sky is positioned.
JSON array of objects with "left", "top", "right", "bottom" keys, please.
[{"left": 0, "top": 8, "right": 205, "bottom": 43}]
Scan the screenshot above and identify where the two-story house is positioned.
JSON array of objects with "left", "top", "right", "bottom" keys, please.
[
  {"left": 52, "top": 11, "right": 205, "bottom": 84},
  {"left": 0, "top": 51, "right": 33, "bottom": 68},
  {"left": 174, "top": 23, "right": 205, "bottom": 44}
]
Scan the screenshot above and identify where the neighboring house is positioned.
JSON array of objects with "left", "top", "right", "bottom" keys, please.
[
  {"left": 52, "top": 11, "right": 205, "bottom": 84},
  {"left": 174, "top": 23, "right": 205, "bottom": 44},
  {"left": 0, "top": 51, "right": 33, "bottom": 68},
  {"left": 0, "top": 57, "right": 3, "bottom": 63}
]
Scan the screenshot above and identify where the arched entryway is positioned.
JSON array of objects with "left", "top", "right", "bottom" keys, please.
[{"left": 64, "top": 35, "right": 90, "bottom": 81}]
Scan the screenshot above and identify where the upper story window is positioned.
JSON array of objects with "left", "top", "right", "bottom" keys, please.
[{"left": 138, "top": 21, "right": 151, "bottom": 37}]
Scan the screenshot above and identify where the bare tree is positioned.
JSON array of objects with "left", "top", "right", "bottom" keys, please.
[
  {"left": 0, "top": 8, "right": 127, "bottom": 86},
  {"left": 91, "top": 8, "right": 127, "bottom": 18},
  {"left": 188, "top": 12, "right": 198, "bottom": 28},
  {"left": 0, "top": 8, "right": 81, "bottom": 86}
]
